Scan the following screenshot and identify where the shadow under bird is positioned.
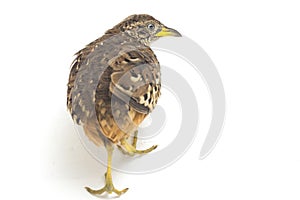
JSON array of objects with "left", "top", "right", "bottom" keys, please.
[{"left": 67, "top": 14, "right": 181, "bottom": 196}]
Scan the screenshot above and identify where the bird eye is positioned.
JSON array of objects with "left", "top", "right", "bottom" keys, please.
[{"left": 147, "top": 23, "right": 155, "bottom": 30}]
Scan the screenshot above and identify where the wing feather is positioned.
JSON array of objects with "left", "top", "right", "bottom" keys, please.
[{"left": 109, "top": 48, "right": 161, "bottom": 114}]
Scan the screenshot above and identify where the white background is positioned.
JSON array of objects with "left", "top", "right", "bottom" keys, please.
[{"left": 1, "top": 0, "right": 300, "bottom": 199}]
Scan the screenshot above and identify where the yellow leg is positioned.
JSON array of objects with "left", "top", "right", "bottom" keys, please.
[
  {"left": 132, "top": 130, "right": 138, "bottom": 148},
  {"left": 85, "top": 143, "right": 128, "bottom": 196}
]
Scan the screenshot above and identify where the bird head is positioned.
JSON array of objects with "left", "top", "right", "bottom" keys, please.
[{"left": 107, "top": 14, "right": 182, "bottom": 46}]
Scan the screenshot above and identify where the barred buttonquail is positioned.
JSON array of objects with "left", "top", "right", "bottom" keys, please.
[{"left": 67, "top": 14, "right": 181, "bottom": 196}]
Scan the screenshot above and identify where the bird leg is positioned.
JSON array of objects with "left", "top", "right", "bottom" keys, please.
[
  {"left": 85, "top": 143, "right": 128, "bottom": 196},
  {"left": 119, "top": 133, "right": 157, "bottom": 156},
  {"left": 132, "top": 130, "right": 138, "bottom": 148},
  {"left": 118, "top": 130, "right": 138, "bottom": 154}
]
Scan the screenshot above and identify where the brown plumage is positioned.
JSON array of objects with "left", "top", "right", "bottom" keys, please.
[{"left": 67, "top": 14, "right": 181, "bottom": 196}]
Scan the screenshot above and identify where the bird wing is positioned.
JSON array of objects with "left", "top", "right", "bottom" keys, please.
[
  {"left": 67, "top": 36, "right": 114, "bottom": 124},
  {"left": 109, "top": 47, "right": 161, "bottom": 114}
]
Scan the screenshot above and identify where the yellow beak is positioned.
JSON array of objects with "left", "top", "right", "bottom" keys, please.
[{"left": 155, "top": 27, "right": 182, "bottom": 37}]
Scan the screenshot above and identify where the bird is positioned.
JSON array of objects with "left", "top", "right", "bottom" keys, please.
[{"left": 67, "top": 14, "right": 181, "bottom": 196}]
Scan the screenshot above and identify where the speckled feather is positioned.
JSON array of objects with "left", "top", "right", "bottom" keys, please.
[{"left": 67, "top": 15, "right": 161, "bottom": 145}]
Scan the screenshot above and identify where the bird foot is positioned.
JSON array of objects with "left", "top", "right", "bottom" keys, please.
[
  {"left": 85, "top": 172, "right": 128, "bottom": 196},
  {"left": 134, "top": 144, "right": 158, "bottom": 154},
  {"left": 118, "top": 145, "right": 157, "bottom": 156},
  {"left": 85, "top": 185, "right": 128, "bottom": 196},
  {"left": 85, "top": 174, "right": 128, "bottom": 196},
  {"left": 119, "top": 138, "right": 158, "bottom": 156}
]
